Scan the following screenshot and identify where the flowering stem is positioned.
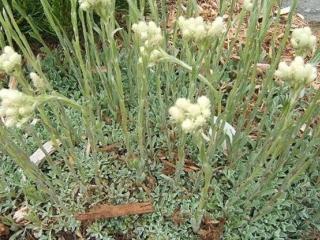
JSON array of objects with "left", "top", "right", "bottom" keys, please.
[
  {"left": 39, "top": 95, "right": 82, "bottom": 111},
  {"left": 135, "top": 57, "right": 149, "bottom": 183},
  {"left": 162, "top": 51, "right": 221, "bottom": 112},
  {"left": 13, "top": 68, "right": 33, "bottom": 94},
  {"left": 175, "top": 132, "right": 186, "bottom": 182},
  {"left": 102, "top": 19, "right": 132, "bottom": 157},
  {"left": 191, "top": 137, "right": 213, "bottom": 232}
]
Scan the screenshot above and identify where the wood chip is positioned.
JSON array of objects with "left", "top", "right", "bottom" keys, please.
[
  {"left": 75, "top": 201, "right": 154, "bottom": 221},
  {"left": 172, "top": 208, "right": 186, "bottom": 225},
  {"left": 97, "top": 144, "right": 119, "bottom": 153},
  {"left": 161, "top": 159, "right": 200, "bottom": 175},
  {"left": 199, "top": 217, "right": 225, "bottom": 240},
  {"left": 0, "top": 223, "right": 9, "bottom": 237},
  {"left": 29, "top": 140, "right": 61, "bottom": 166}
]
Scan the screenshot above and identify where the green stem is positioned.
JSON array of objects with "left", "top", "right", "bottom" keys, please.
[
  {"left": 39, "top": 95, "right": 82, "bottom": 111},
  {"left": 191, "top": 137, "right": 213, "bottom": 233}
]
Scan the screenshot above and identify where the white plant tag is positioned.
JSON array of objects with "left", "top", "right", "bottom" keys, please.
[
  {"left": 29, "top": 140, "right": 61, "bottom": 166},
  {"left": 202, "top": 116, "right": 236, "bottom": 150}
]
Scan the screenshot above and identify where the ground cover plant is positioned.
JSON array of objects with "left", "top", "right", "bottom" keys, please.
[{"left": 0, "top": 0, "right": 319, "bottom": 239}]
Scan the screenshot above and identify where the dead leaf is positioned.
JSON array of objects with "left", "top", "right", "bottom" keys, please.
[
  {"left": 172, "top": 208, "right": 186, "bottom": 225},
  {"left": 13, "top": 206, "right": 29, "bottom": 224},
  {"left": 98, "top": 144, "right": 119, "bottom": 153},
  {"left": 161, "top": 159, "right": 200, "bottom": 175},
  {"left": 198, "top": 216, "right": 225, "bottom": 240}
]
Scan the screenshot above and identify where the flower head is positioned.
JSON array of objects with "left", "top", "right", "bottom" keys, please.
[
  {"left": 169, "top": 96, "right": 211, "bottom": 133},
  {"left": 275, "top": 56, "right": 317, "bottom": 89},
  {"left": 178, "top": 16, "right": 207, "bottom": 41},
  {"left": 30, "top": 72, "right": 46, "bottom": 90},
  {"left": 178, "top": 16, "right": 225, "bottom": 41},
  {"left": 168, "top": 106, "right": 184, "bottom": 122},
  {"left": 0, "top": 89, "right": 37, "bottom": 128},
  {"left": 0, "top": 46, "right": 22, "bottom": 74},
  {"left": 291, "top": 27, "right": 317, "bottom": 54},
  {"left": 78, "top": 0, "right": 110, "bottom": 11},
  {"left": 132, "top": 21, "right": 163, "bottom": 48},
  {"left": 207, "top": 17, "right": 226, "bottom": 37}
]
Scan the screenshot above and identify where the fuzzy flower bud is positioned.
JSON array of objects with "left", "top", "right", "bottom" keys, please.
[
  {"left": 207, "top": 17, "right": 226, "bottom": 37},
  {"left": 178, "top": 16, "right": 226, "bottom": 41},
  {"left": 0, "top": 46, "right": 22, "bottom": 74},
  {"left": 168, "top": 106, "right": 184, "bottom": 122},
  {"left": 169, "top": 96, "right": 211, "bottom": 133},
  {"left": 197, "top": 96, "right": 211, "bottom": 109},
  {"left": 175, "top": 98, "right": 191, "bottom": 111},
  {"left": 178, "top": 16, "right": 207, "bottom": 41},
  {"left": 181, "top": 119, "right": 194, "bottom": 133},
  {"left": 291, "top": 27, "right": 317, "bottom": 54},
  {"left": 0, "top": 89, "right": 37, "bottom": 128},
  {"left": 275, "top": 56, "right": 317, "bottom": 89},
  {"left": 78, "top": 0, "right": 110, "bottom": 11},
  {"left": 132, "top": 21, "right": 163, "bottom": 48},
  {"left": 30, "top": 72, "right": 46, "bottom": 90}
]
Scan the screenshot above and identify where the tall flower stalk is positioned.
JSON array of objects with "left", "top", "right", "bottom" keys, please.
[{"left": 169, "top": 96, "right": 214, "bottom": 232}]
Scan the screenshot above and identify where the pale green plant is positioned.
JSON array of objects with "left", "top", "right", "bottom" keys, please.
[{"left": 0, "top": 0, "right": 319, "bottom": 238}]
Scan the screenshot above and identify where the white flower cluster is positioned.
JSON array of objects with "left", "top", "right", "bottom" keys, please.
[
  {"left": 291, "top": 27, "right": 317, "bottom": 53},
  {"left": 0, "top": 89, "right": 37, "bottom": 128},
  {"left": 132, "top": 21, "right": 164, "bottom": 64},
  {"left": 169, "top": 96, "right": 211, "bottom": 133},
  {"left": 30, "top": 72, "right": 45, "bottom": 90},
  {"left": 132, "top": 21, "right": 163, "bottom": 49},
  {"left": 0, "top": 46, "right": 22, "bottom": 74},
  {"left": 275, "top": 56, "right": 317, "bottom": 88},
  {"left": 78, "top": 0, "right": 109, "bottom": 11},
  {"left": 177, "top": 16, "right": 226, "bottom": 41}
]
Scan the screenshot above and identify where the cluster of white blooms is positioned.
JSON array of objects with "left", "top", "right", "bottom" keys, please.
[
  {"left": 132, "top": 21, "right": 163, "bottom": 49},
  {"left": 0, "top": 46, "right": 22, "bottom": 74},
  {"left": 291, "top": 27, "right": 317, "bottom": 53},
  {"left": 30, "top": 72, "right": 45, "bottom": 90},
  {"left": 207, "top": 17, "right": 226, "bottom": 37},
  {"left": 275, "top": 56, "right": 317, "bottom": 88},
  {"left": 78, "top": 0, "right": 110, "bottom": 11},
  {"left": 243, "top": 0, "right": 253, "bottom": 11},
  {"left": 177, "top": 16, "right": 226, "bottom": 41},
  {"left": 169, "top": 96, "right": 211, "bottom": 133},
  {"left": 0, "top": 89, "right": 37, "bottom": 128}
]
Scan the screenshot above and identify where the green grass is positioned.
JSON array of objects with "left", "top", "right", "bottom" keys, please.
[{"left": 0, "top": 0, "right": 128, "bottom": 42}]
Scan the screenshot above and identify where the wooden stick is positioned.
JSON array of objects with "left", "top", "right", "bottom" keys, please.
[{"left": 75, "top": 201, "right": 154, "bottom": 221}]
